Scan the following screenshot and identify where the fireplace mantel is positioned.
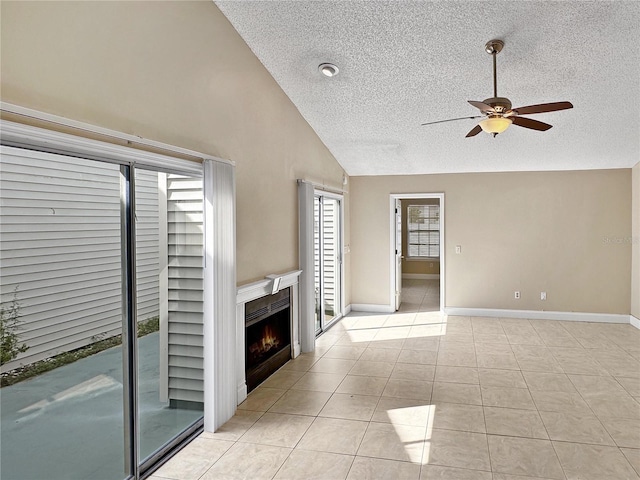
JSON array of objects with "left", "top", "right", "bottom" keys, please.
[{"left": 236, "top": 270, "right": 302, "bottom": 404}]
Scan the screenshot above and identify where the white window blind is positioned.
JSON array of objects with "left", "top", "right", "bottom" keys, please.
[{"left": 408, "top": 205, "right": 440, "bottom": 258}]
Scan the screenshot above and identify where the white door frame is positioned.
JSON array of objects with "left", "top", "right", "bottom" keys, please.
[
  {"left": 394, "top": 198, "right": 402, "bottom": 311},
  {"left": 389, "top": 193, "right": 445, "bottom": 312}
]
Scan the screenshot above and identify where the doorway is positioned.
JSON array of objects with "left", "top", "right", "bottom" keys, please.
[
  {"left": 314, "top": 192, "right": 344, "bottom": 334},
  {"left": 389, "top": 193, "right": 445, "bottom": 312}
]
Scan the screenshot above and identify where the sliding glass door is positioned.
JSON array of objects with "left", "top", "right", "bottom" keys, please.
[
  {"left": 0, "top": 144, "right": 204, "bottom": 479},
  {"left": 0, "top": 148, "right": 128, "bottom": 479},
  {"left": 314, "top": 193, "right": 343, "bottom": 334},
  {"left": 134, "top": 169, "right": 204, "bottom": 468}
]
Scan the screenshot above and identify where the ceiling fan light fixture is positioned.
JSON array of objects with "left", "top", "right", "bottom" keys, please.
[
  {"left": 479, "top": 116, "right": 512, "bottom": 134},
  {"left": 318, "top": 63, "right": 339, "bottom": 77}
]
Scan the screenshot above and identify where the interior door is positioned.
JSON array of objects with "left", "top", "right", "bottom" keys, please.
[
  {"left": 395, "top": 198, "right": 403, "bottom": 310},
  {"left": 314, "top": 193, "right": 343, "bottom": 334}
]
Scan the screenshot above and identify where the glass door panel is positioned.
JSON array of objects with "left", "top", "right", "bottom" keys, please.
[
  {"left": 314, "top": 196, "right": 321, "bottom": 333},
  {"left": 0, "top": 148, "right": 127, "bottom": 480},
  {"left": 321, "top": 197, "right": 341, "bottom": 326},
  {"left": 314, "top": 194, "right": 342, "bottom": 335},
  {"left": 134, "top": 169, "right": 204, "bottom": 464}
]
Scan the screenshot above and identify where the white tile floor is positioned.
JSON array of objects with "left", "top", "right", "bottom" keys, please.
[{"left": 152, "top": 280, "right": 640, "bottom": 480}]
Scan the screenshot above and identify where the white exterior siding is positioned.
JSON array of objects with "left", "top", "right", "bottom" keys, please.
[
  {"left": 161, "top": 175, "right": 204, "bottom": 404},
  {"left": 322, "top": 199, "right": 338, "bottom": 313},
  {"left": 135, "top": 169, "right": 161, "bottom": 321},
  {"left": 0, "top": 147, "right": 159, "bottom": 372}
]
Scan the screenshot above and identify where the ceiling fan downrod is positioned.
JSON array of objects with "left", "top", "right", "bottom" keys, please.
[
  {"left": 485, "top": 39, "right": 504, "bottom": 103},
  {"left": 492, "top": 46, "right": 498, "bottom": 97}
]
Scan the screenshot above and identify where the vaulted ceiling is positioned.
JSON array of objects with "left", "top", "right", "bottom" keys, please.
[{"left": 216, "top": 1, "right": 639, "bottom": 176}]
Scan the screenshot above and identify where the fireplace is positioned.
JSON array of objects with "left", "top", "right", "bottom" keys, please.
[
  {"left": 236, "top": 270, "right": 302, "bottom": 405},
  {"left": 245, "top": 287, "right": 292, "bottom": 392}
]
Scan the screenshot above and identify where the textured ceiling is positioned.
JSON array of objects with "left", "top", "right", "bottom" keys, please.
[{"left": 215, "top": 1, "right": 640, "bottom": 176}]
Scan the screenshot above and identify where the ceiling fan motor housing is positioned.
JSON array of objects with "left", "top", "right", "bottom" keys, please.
[{"left": 483, "top": 97, "right": 512, "bottom": 114}]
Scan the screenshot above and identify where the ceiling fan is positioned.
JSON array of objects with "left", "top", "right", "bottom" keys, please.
[{"left": 422, "top": 39, "right": 573, "bottom": 137}]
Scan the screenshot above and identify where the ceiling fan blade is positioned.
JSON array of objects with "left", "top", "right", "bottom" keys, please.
[
  {"left": 468, "top": 100, "right": 496, "bottom": 113},
  {"left": 511, "top": 116, "right": 553, "bottom": 131},
  {"left": 421, "top": 115, "right": 483, "bottom": 126},
  {"left": 511, "top": 101, "right": 573, "bottom": 115},
  {"left": 465, "top": 125, "right": 483, "bottom": 137}
]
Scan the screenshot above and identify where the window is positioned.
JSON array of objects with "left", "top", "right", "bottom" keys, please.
[{"left": 408, "top": 204, "right": 440, "bottom": 258}]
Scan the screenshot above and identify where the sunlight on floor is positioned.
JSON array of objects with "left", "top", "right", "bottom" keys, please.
[{"left": 385, "top": 403, "right": 436, "bottom": 464}]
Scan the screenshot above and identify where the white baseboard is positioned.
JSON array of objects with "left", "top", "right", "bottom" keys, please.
[
  {"left": 351, "top": 303, "right": 395, "bottom": 313},
  {"left": 444, "top": 307, "right": 631, "bottom": 324},
  {"left": 402, "top": 274, "right": 440, "bottom": 280},
  {"left": 343, "top": 304, "right": 352, "bottom": 316},
  {"left": 631, "top": 315, "right": 640, "bottom": 330},
  {"left": 237, "top": 384, "right": 247, "bottom": 406}
]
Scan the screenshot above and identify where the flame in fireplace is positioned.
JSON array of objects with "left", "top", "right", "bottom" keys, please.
[
  {"left": 248, "top": 325, "right": 281, "bottom": 358},
  {"left": 261, "top": 325, "right": 280, "bottom": 351}
]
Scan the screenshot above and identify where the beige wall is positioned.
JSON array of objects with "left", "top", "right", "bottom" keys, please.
[
  {"left": 401, "top": 199, "right": 440, "bottom": 275},
  {"left": 0, "top": 1, "right": 349, "bottom": 295},
  {"left": 351, "top": 170, "right": 632, "bottom": 314},
  {"left": 632, "top": 161, "right": 640, "bottom": 319}
]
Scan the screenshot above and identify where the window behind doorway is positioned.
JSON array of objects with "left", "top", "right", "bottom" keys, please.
[{"left": 407, "top": 204, "right": 440, "bottom": 258}]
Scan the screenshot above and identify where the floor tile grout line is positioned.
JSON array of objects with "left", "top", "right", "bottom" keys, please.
[
  {"left": 548, "top": 436, "right": 571, "bottom": 480},
  {"left": 478, "top": 383, "right": 493, "bottom": 474}
]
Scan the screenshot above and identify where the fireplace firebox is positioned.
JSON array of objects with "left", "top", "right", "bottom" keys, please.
[{"left": 245, "top": 287, "right": 291, "bottom": 392}]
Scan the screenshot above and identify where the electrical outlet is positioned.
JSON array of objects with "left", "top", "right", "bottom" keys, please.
[
  {"left": 541, "top": 292, "right": 547, "bottom": 300},
  {"left": 455, "top": 245, "right": 461, "bottom": 254},
  {"left": 514, "top": 291, "right": 521, "bottom": 299}
]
